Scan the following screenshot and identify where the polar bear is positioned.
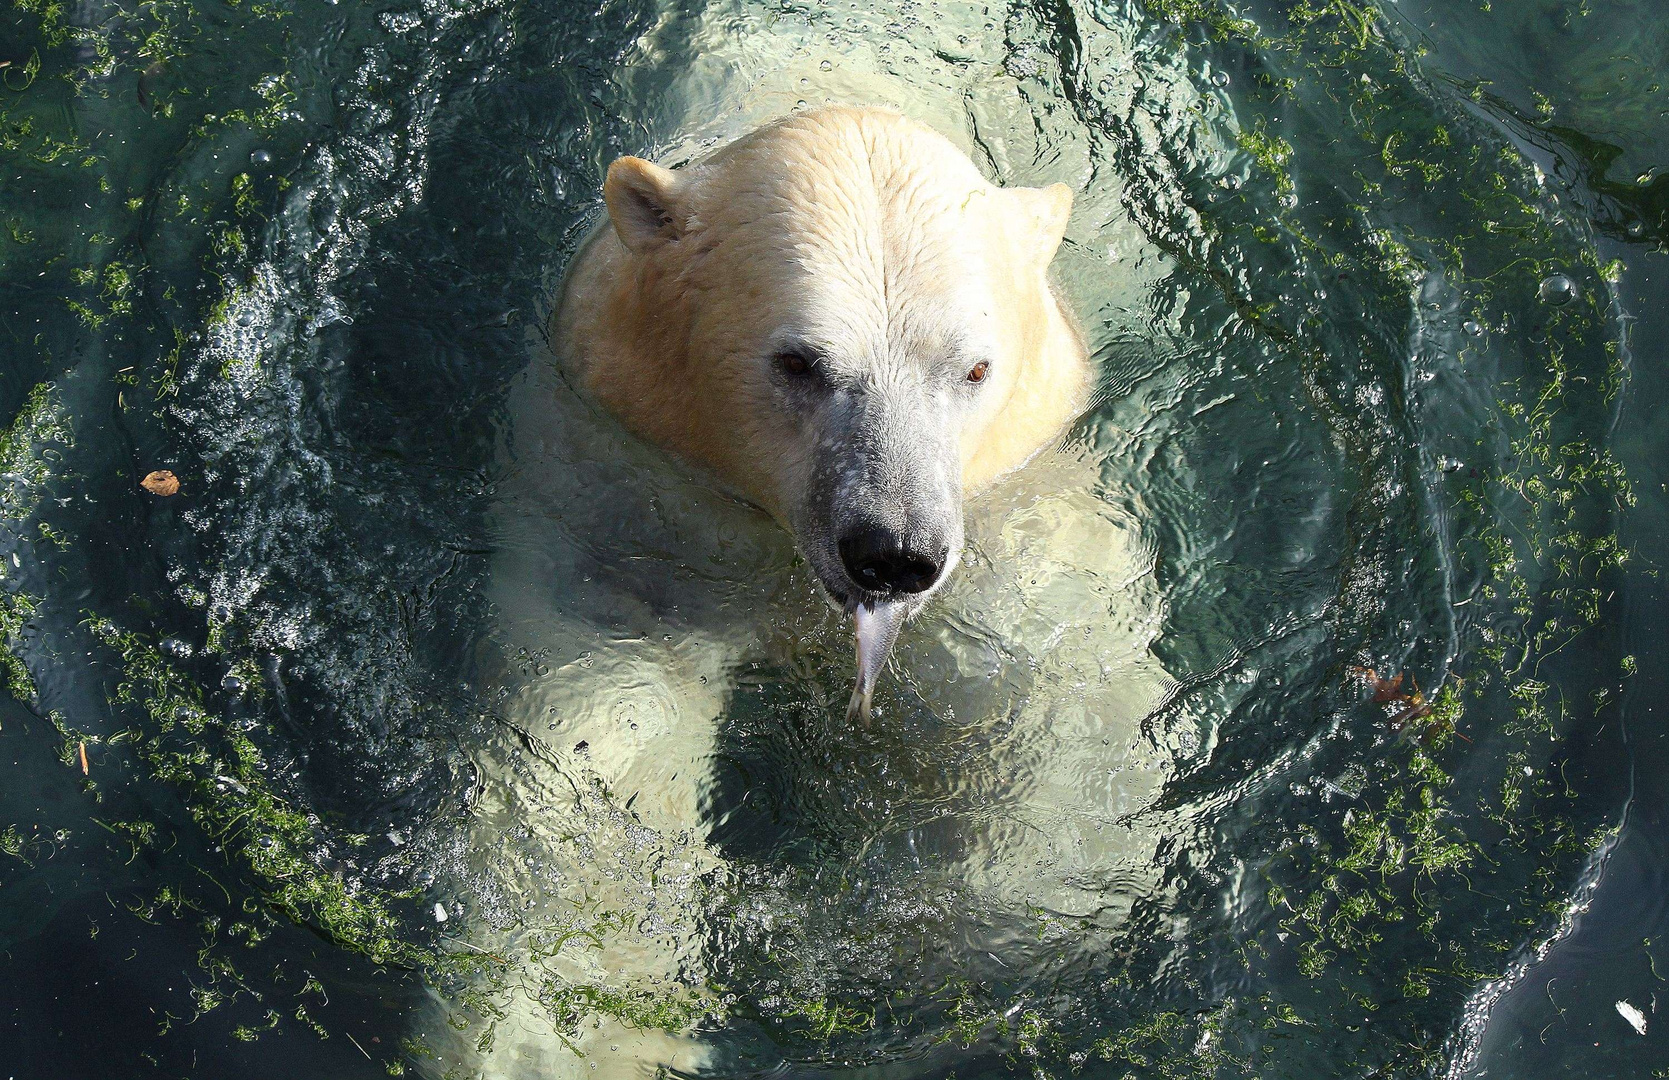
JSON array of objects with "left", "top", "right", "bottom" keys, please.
[
  {"left": 555, "top": 106, "right": 1091, "bottom": 715},
  {"left": 429, "top": 106, "right": 1175, "bottom": 1078}
]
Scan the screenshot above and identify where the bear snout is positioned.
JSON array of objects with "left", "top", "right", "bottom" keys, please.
[{"left": 837, "top": 523, "right": 950, "bottom": 595}]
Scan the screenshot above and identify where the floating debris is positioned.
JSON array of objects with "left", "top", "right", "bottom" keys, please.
[
  {"left": 1350, "top": 666, "right": 1406, "bottom": 703},
  {"left": 433, "top": 902, "right": 448, "bottom": 923},
  {"left": 140, "top": 470, "right": 179, "bottom": 496},
  {"left": 344, "top": 1031, "right": 373, "bottom": 1061},
  {"left": 1347, "top": 666, "right": 1467, "bottom": 743},
  {"left": 77, "top": 741, "right": 88, "bottom": 776},
  {"left": 1616, "top": 999, "right": 1648, "bottom": 1035}
]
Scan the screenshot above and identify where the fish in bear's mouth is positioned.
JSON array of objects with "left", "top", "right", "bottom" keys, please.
[
  {"left": 811, "top": 579, "right": 918, "bottom": 724},
  {"left": 817, "top": 536, "right": 957, "bottom": 725},
  {"left": 844, "top": 594, "right": 913, "bottom": 724}
]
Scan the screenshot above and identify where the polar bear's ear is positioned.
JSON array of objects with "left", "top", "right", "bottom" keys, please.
[
  {"left": 1009, "top": 182, "right": 1073, "bottom": 263},
  {"left": 604, "top": 157, "right": 686, "bottom": 254}
]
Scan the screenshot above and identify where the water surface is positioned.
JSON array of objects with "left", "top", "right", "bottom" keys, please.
[{"left": 0, "top": 0, "right": 1665, "bottom": 1076}]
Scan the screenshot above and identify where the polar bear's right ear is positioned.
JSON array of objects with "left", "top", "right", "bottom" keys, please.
[
  {"left": 604, "top": 157, "right": 687, "bottom": 254},
  {"left": 1008, "top": 182, "right": 1073, "bottom": 264}
]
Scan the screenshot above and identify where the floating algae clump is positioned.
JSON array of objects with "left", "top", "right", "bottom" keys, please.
[
  {"left": 86, "top": 616, "right": 425, "bottom": 966},
  {"left": 0, "top": 382, "right": 70, "bottom": 703}
]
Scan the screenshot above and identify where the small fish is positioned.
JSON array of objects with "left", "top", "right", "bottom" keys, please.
[{"left": 846, "top": 598, "right": 908, "bottom": 724}]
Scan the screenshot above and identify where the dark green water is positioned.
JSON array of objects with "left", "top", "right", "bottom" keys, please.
[{"left": 1, "top": 0, "right": 1666, "bottom": 1076}]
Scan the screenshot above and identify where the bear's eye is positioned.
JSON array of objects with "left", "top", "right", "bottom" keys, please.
[
  {"left": 966, "top": 360, "right": 991, "bottom": 385},
  {"left": 775, "top": 349, "right": 818, "bottom": 379}
]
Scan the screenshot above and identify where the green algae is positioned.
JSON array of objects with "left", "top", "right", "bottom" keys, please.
[
  {"left": 0, "top": 590, "right": 40, "bottom": 702},
  {"left": 87, "top": 616, "right": 427, "bottom": 967},
  {"left": 8, "top": 0, "right": 272, "bottom": 89},
  {"left": 77, "top": 611, "right": 720, "bottom": 1055},
  {"left": 0, "top": 382, "right": 72, "bottom": 519},
  {"left": 1146, "top": 0, "right": 1263, "bottom": 42},
  {"left": 0, "top": 382, "right": 70, "bottom": 703},
  {"left": 1088, "top": 1007, "right": 1250, "bottom": 1079},
  {"left": 1236, "top": 118, "right": 1295, "bottom": 195},
  {"left": 1053, "top": 0, "right": 1638, "bottom": 1073},
  {"left": 0, "top": 823, "right": 28, "bottom": 860},
  {"left": 779, "top": 994, "right": 876, "bottom": 1042}
]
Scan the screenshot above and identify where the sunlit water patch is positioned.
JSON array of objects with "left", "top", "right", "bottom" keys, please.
[{"left": 0, "top": 0, "right": 1644, "bottom": 1076}]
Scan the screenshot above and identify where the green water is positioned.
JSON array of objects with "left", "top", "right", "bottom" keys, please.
[{"left": 0, "top": 0, "right": 1665, "bottom": 1076}]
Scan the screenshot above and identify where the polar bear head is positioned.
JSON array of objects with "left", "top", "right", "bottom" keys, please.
[{"left": 567, "top": 107, "right": 1086, "bottom": 689}]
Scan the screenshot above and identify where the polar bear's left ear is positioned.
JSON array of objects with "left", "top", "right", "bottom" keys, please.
[
  {"left": 1008, "top": 182, "right": 1073, "bottom": 264},
  {"left": 605, "top": 157, "right": 687, "bottom": 254}
]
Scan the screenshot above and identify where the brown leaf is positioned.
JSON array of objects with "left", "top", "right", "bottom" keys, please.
[
  {"left": 1389, "top": 702, "right": 1432, "bottom": 728},
  {"left": 1348, "top": 665, "right": 1411, "bottom": 704},
  {"left": 1372, "top": 673, "right": 1406, "bottom": 703},
  {"left": 140, "top": 470, "right": 179, "bottom": 496}
]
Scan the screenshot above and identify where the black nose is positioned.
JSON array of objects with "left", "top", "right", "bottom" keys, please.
[{"left": 838, "top": 526, "right": 946, "bottom": 594}]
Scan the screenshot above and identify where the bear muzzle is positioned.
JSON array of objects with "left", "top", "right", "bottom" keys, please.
[{"left": 837, "top": 523, "right": 949, "bottom": 596}]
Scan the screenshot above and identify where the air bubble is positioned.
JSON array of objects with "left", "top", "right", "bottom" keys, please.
[
  {"left": 250, "top": 148, "right": 272, "bottom": 167},
  {"left": 1211, "top": 70, "right": 1229, "bottom": 87},
  {"left": 1463, "top": 319, "right": 1483, "bottom": 336},
  {"left": 1536, "top": 274, "right": 1577, "bottom": 305}
]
